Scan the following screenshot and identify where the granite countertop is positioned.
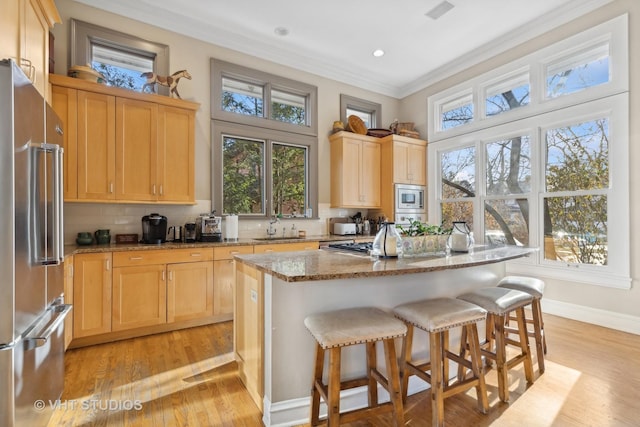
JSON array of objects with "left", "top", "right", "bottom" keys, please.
[
  {"left": 64, "top": 234, "right": 372, "bottom": 256},
  {"left": 234, "top": 246, "right": 537, "bottom": 282}
]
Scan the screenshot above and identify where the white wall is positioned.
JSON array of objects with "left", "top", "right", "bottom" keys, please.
[
  {"left": 51, "top": 0, "right": 401, "bottom": 241},
  {"left": 400, "top": 0, "right": 640, "bottom": 330}
]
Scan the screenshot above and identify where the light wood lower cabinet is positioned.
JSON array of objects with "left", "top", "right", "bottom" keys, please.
[
  {"left": 167, "top": 261, "right": 214, "bottom": 323},
  {"left": 213, "top": 245, "right": 254, "bottom": 319},
  {"left": 252, "top": 241, "right": 319, "bottom": 253},
  {"left": 112, "top": 264, "right": 166, "bottom": 331},
  {"left": 73, "top": 253, "right": 112, "bottom": 339}
]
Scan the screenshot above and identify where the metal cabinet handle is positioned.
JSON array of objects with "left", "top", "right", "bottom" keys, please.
[
  {"left": 129, "top": 256, "right": 143, "bottom": 261},
  {"left": 190, "top": 253, "right": 202, "bottom": 257},
  {"left": 105, "top": 259, "right": 110, "bottom": 271}
]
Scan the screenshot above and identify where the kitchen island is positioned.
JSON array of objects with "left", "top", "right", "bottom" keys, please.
[{"left": 233, "top": 245, "right": 536, "bottom": 426}]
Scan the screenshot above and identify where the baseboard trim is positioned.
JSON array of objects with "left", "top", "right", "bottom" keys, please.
[{"left": 542, "top": 298, "right": 640, "bottom": 335}]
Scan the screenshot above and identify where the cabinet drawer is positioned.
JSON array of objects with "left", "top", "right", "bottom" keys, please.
[
  {"left": 213, "top": 245, "right": 254, "bottom": 260},
  {"left": 113, "top": 248, "right": 214, "bottom": 267},
  {"left": 253, "top": 241, "right": 319, "bottom": 253}
]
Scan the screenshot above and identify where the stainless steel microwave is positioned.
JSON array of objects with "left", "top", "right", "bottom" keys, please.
[{"left": 396, "top": 184, "right": 425, "bottom": 211}]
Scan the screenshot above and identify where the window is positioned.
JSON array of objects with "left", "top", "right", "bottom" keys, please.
[
  {"left": 340, "top": 94, "right": 382, "bottom": 129},
  {"left": 211, "top": 60, "right": 318, "bottom": 218},
  {"left": 429, "top": 15, "right": 629, "bottom": 288},
  {"left": 70, "top": 19, "right": 169, "bottom": 94},
  {"left": 545, "top": 43, "right": 610, "bottom": 98},
  {"left": 438, "top": 91, "right": 474, "bottom": 131},
  {"left": 484, "top": 71, "right": 530, "bottom": 117}
]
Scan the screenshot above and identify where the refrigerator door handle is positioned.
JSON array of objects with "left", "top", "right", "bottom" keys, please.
[{"left": 23, "top": 304, "right": 71, "bottom": 351}]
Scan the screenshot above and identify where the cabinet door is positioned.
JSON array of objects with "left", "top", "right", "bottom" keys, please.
[
  {"left": 213, "top": 259, "right": 235, "bottom": 317},
  {"left": 21, "top": 0, "right": 49, "bottom": 96},
  {"left": 77, "top": 90, "right": 116, "bottom": 199},
  {"left": 116, "top": 98, "right": 158, "bottom": 201},
  {"left": 167, "top": 261, "right": 213, "bottom": 323},
  {"left": 393, "top": 142, "right": 410, "bottom": 184},
  {"left": 406, "top": 142, "right": 426, "bottom": 186},
  {"left": 63, "top": 255, "right": 74, "bottom": 349},
  {"left": 157, "top": 105, "right": 194, "bottom": 202},
  {"left": 73, "top": 253, "right": 112, "bottom": 338},
  {"left": 0, "top": 0, "right": 20, "bottom": 65},
  {"left": 342, "top": 138, "right": 363, "bottom": 206},
  {"left": 112, "top": 264, "right": 166, "bottom": 331},
  {"left": 51, "top": 85, "right": 78, "bottom": 200},
  {"left": 360, "top": 140, "right": 381, "bottom": 207}
]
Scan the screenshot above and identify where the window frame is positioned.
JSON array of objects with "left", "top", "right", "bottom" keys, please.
[
  {"left": 70, "top": 19, "right": 170, "bottom": 95},
  {"left": 211, "top": 59, "right": 318, "bottom": 137},
  {"left": 429, "top": 94, "right": 630, "bottom": 289},
  {"left": 427, "top": 14, "right": 628, "bottom": 142},
  {"left": 340, "top": 94, "right": 382, "bottom": 129},
  {"left": 211, "top": 120, "right": 318, "bottom": 219}
]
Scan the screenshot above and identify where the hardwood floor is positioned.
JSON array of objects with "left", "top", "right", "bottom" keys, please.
[{"left": 48, "top": 314, "right": 640, "bottom": 426}]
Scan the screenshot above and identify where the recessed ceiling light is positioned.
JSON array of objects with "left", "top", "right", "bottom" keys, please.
[
  {"left": 274, "top": 27, "right": 289, "bottom": 36},
  {"left": 372, "top": 49, "right": 385, "bottom": 57},
  {"left": 425, "top": 0, "right": 454, "bottom": 20}
]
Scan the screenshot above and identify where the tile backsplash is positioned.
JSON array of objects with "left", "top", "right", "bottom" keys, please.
[{"left": 64, "top": 201, "right": 365, "bottom": 244}]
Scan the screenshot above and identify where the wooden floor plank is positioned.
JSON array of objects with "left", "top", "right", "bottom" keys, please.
[{"left": 48, "top": 315, "right": 640, "bottom": 426}]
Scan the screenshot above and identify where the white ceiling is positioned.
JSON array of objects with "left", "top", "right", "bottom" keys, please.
[{"left": 74, "top": 0, "right": 611, "bottom": 98}]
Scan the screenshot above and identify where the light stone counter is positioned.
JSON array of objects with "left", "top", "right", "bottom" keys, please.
[{"left": 234, "top": 245, "right": 536, "bottom": 282}]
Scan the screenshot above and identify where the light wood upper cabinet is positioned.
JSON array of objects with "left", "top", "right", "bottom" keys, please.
[
  {"left": 49, "top": 74, "right": 198, "bottom": 204},
  {"left": 116, "top": 97, "right": 158, "bottom": 201},
  {"left": 0, "top": 1, "right": 20, "bottom": 67},
  {"left": 329, "top": 131, "right": 381, "bottom": 208},
  {"left": 1, "top": 0, "right": 60, "bottom": 98},
  {"left": 73, "top": 253, "right": 112, "bottom": 338},
  {"left": 157, "top": 105, "right": 195, "bottom": 203},
  {"left": 392, "top": 138, "right": 427, "bottom": 186},
  {"left": 77, "top": 90, "right": 116, "bottom": 200},
  {"left": 51, "top": 85, "right": 78, "bottom": 200}
]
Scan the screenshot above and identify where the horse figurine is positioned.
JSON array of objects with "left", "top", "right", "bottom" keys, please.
[{"left": 141, "top": 69, "right": 191, "bottom": 98}]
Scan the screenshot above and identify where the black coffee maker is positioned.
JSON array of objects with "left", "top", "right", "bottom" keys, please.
[{"left": 142, "top": 213, "right": 168, "bottom": 244}]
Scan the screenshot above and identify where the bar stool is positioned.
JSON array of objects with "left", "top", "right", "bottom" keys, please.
[
  {"left": 457, "top": 287, "right": 535, "bottom": 403},
  {"left": 393, "top": 298, "right": 489, "bottom": 426},
  {"left": 304, "top": 307, "right": 407, "bottom": 426},
  {"left": 497, "top": 276, "right": 547, "bottom": 374}
]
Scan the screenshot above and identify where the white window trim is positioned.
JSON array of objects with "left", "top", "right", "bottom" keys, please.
[
  {"left": 428, "top": 94, "right": 630, "bottom": 289},
  {"left": 428, "top": 14, "right": 628, "bottom": 142}
]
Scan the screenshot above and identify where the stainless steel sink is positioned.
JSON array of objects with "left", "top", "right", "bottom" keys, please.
[{"left": 253, "top": 237, "right": 303, "bottom": 241}]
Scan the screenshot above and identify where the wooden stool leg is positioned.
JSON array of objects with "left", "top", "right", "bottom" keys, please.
[
  {"left": 366, "top": 341, "right": 378, "bottom": 408},
  {"left": 515, "top": 307, "right": 534, "bottom": 384},
  {"left": 430, "top": 331, "right": 445, "bottom": 427},
  {"left": 328, "top": 347, "right": 342, "bottom": 425},
  {"left": 531, "top": 299, "right": 546, "bottom": 373},
  {"left": 442, "top": 330, "right": 450, "bottom": 387},
  {"left": 400, "top": 324, "right": 415, "bottom": 403},
  {"left": 383, "top": 338, "right": 405, "bottom": 427},
  {"left": 494, "top": 314, "right": 509, "bottom": 403},
  {"left": 310, "top": 344, "right": 324, "bottom": 426},
  {"left": 485, "top": 313, "right": 495, "bottom": 368},
  {"left": 466, "top": 324, "right": 489, "bottom": 414},
  {"left": 457, "top": 325, "right": 468, "bottom": 382}
]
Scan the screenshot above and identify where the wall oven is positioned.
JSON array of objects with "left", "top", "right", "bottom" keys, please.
[{"left": 395, "top": 183, "right": 426, "bottom": 224}]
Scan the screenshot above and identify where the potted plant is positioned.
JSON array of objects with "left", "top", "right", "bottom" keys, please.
[{"left": 397, "top": 220, "right": 451, "bottom": 257}]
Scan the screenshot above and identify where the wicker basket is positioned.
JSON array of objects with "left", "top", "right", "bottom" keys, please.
[{"left": 396, "top": 122, "right": 415, "bottom": 132}]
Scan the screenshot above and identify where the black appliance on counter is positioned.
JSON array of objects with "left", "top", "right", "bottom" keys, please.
[
  {"left": 326, "top": 242, "right": 373, "bottom": 254},
  {"left": 142, "top": 213, "right": 168, "bottom": 244},
  {"left": 184, "top": 223, "right": 196, "bottom": 243}
]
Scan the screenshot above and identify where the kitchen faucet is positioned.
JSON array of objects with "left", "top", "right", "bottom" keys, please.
[{"left": 267, "top": 215, "right": 279, "bottom": 237}]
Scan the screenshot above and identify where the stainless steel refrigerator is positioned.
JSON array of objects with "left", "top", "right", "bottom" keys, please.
[{"left": 0, "top": 59, "right": 71, "bottom": 426}]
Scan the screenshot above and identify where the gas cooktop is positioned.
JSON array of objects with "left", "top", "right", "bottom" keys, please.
[{"left": 326, "top": 242, "right": 373, "bottom": 254}]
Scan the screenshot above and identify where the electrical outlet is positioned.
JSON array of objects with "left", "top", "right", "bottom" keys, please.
[
  {"left": 339, "top": 210, "right": 347, "bottom": 217},
  {"left": 250, "top": 289, "right": 258, "bottom": 303}
]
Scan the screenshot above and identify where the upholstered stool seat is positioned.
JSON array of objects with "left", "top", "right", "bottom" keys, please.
[
  {"left": 393, "top": 298, "right": 489, "bottom": 427},
  {"left": 498, "top": 276, "right": 547, "bottom": 373},
  {"left": 457, "top": 287, "right": 535, "bottom": 403},
  {"left": 304, "top": 307, "right": 407, "bottom": 426}
]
